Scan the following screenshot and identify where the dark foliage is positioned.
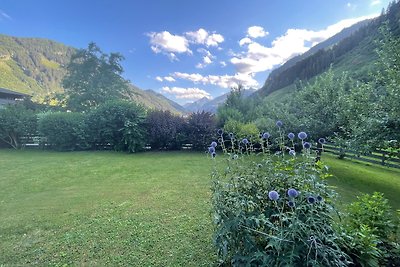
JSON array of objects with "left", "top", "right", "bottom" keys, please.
[{"left": 145, "top": 110, "right": 186, "bottom": 150}]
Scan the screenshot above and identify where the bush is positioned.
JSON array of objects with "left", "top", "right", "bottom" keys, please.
[
  {"left": 186, "top": 111, "right": 217, "bottom": 151},
  {"left": 38, "top": 112, "right": 85, "bottom": 151},
  {"left": 0, "top": 104, "right": 37, "bottom": 149},
  {"left": 339, "top": 192, "right": 400, "bottom": 266},
  {"left": 211, "top": 127, "right": 349, "bottom": 266},
  {"left": 145, "top": 110, "right": 186, "bottom": 150},
  {"left": 84, "top": 100, "right": 146, "bottom": 152}
]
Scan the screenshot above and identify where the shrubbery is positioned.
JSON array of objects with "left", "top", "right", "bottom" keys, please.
[
  {"left": 83, "top": 100, "right": 146, "bottom": 152},
  {"left": 210, "top": 124, "right": 400, "bottom": 266},
  {"left": 145, "top": 110, "right": 186, "bottom": 150},
  {"left": 38, "top": 111, "right": 85, "bottom": 151},
  {"left": 0, "top": 104, "right": 37, "bottom": 149},
  {"left": 186, "top": 111, "right": 217, "bottom": 151}
]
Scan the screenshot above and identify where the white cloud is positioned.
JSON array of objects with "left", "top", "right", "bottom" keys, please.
[
  {"left": 220, "top": 61, "right": 227, "bottom": 67},
  {"left": 156, "top": 76, "right": 176, "bottom": 82},
  {"left": 164, "top": 76, "right": 176, "bottom": 82},
  {"left": 195, "top": 48, "right": 215, "bottom": 68},
  {"left": 162, "top": 86, "right": 211, "bottom": 100},
  {"left": 0, "top": 9, "right": 11, "bottom": 20},
  {"left": 148, "top": 31, "right": 192, "bottom": 60},
  {"left": 247, "top": 26, "right": 269, "bottom": 38},
  {"left": 173, "top": 72, "right": 259, "bottom": 89},
  {"left": 185, "top": 28, "right": 224, "bottom": 47},
  {"left": 370, "top": 0, "right": 381, "bottom": 6},
  {"left": 196, "top": 55, "right": 213, "bottom": 69},
  {"left": 231, "top": 14, "right": 377, "bottom": 74},
  {"left": 239, "top": 37, "right": 253, "bottom": 46}
]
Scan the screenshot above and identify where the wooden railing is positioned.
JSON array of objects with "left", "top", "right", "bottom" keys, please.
[{"left": 322, "top": 143, "right": 400, "bottom": 169}]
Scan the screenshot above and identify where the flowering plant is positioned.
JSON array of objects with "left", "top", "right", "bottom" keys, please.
[{"left": 210, "top": 122, "right": 349, "bottom": 266}]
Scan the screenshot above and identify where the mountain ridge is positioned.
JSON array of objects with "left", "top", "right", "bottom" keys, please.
[{"left": 0, "top": 34, "right": 185, "bottom": 113}]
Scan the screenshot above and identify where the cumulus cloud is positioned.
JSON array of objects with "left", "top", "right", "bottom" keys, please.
[
  {"left": 195, "top": 48, "right": 215, "bottom": 68},
  {"left": 185, "top": 28, "right": 224, "bottom": 47},
  {"left": 162, "top": 86, "right": 211, "bottom": 100},
  {"left": 173, "top": 72, "right": 259, "bottom": 89},
  {"left": 148, "top": 31, "right": 192, "bottom": 60},
  {"left": 247, "top": 26, "right": 269, "bottom": 38},
  {"left": 155, "top": 76, "right": 163, "bottom": 82},
  {"left": 220, "top": 61, "right": 227, "bottom": 67},
  {"left": 231, "top": 15, "right": 377, "bottom": 74},
  {"left": 239, "top": 37, "right": 253, "bottom": 46}
]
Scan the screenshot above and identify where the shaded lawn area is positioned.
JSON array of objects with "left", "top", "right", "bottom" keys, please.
[
  {"left": 0, "top": 150, "right": 399, "bottom": 266},
  {"left": 322, "top": 153, "right": 400, "bottom": 210}
]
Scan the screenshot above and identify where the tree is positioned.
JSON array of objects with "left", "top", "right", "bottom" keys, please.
[
  {"left": 0, "top": 104, "right": 37, "bottom": 149},
  {"left": 62, "top": 42, "right": 129, "bottom": 111}
]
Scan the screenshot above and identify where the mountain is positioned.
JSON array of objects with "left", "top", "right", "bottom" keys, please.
[
  {"left": 0, "top": 34, "right": 185, "bottom": 113},
  {"left": 185, "top": 89, "right": 256, "bottom": 113},
  {"left": 256, "top": 3, "right": 400, "bottom": 97}
]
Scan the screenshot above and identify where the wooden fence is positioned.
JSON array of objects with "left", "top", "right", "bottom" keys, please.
[{"left": 322, "top": 143, "right": 400, "bottom": 169}]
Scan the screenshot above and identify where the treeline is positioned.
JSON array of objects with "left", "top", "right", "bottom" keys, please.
[
  {"left": 0, "top": 100, "right": 216, "bottom": 152},
  {"left": 217, "top": 23, "right": 400, "bottom": 156},
  {"left": 259, "top": 0, "right": 400, "bottom": 96}
]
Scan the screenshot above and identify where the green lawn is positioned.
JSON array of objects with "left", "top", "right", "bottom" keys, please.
[
  {"left": 0, "top": 150, "right": 215, "bottom": 266},
  {"left": 322, "top": 154, "right": 400, "bottom": 210},
  {"left": 0, "top": 150, "right": 399, "bottom": 266}
]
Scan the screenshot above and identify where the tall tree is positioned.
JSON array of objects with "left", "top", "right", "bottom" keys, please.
[{"left": 62, "top": 42, "right": 129, "bottom": 111}]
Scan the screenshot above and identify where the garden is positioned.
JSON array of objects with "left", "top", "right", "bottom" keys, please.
[{"left": 1, "top": 16, "right": 400, "bottom": 266}]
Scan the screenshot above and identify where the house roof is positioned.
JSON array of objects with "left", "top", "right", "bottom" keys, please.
[{"left": 0, "top": 87, "right": 31, "bottom": 97}]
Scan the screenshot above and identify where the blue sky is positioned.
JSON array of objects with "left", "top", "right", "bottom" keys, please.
[{"left": 0, "top": 0, "right": 390, "bottom": 104}]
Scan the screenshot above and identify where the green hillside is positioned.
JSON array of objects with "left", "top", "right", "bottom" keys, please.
[
  {"left": 0, "top": 34, "right": 185, "bottom": 113},
  {"left": 0, "top": 34, "right": 74, "bottom": 97},
  {"left": 258, "top": 2, "right": 400, "bottom": 97}
]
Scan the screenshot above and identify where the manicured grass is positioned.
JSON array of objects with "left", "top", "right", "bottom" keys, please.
[
  {"left": 0, "top": 150, "right": 399, "bottom": 266},
  {"left": 0, "top": 150, "right": 215, "bottom": 266},
  {"left": 322, "top": 153, "right": 400, "bottom": 210}
]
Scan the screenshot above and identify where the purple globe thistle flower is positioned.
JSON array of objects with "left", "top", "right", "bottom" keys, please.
[
  {"left": 276, "top": 120, "right": 283, "bottom": 127},
  {"left": 307, "top": 196, "right": 316, "bottom": 204},
  {"left": 289, "top": 150, "right": 296, "bottom": 156},
  {"left": 298, "top": 131, "right": 308, "bottom": 140},
  {"left": 288, "top": 132, "right": 295, "bottom": 140},
  {"left": 217, "top": 129, "right": 223, "bottom": 135},
  {"left": 208, "top": 146, "right": 215, "bottom": 153},
  {"left": 318, "top": 138, "right": 326, "bottom": 144},
  {"left": 287, "top": 188, "right": 299, "bottom": 198},
  {"left": 211, "top": 152, "right": 216, "bottom": 158},
  {"left": 288, "top": 201, "right": 295, "bottom": 208},
  {"left": 229, "top": 132, "right": 234, "bottom": 139},
  {"left": 317, "top": 196, "right": 323, "bottom": 202},
  {"left": 268, "top": 190, "right": 280, "bottom": 201},
  {"left": 262, "top": 132, "right": 270, "bottom": 140},
  {"left": 303, "top": 142, "right": 312, "bottom": 149},
  {"left": 242, "top": 138, "right": 249, "bottom": 145},
  {"left": 211, "top": 141, "right": 217, "bottom": 148}
]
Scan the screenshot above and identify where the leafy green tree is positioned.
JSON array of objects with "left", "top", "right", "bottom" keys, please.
[
  {"left": 62, "top": 42, "right": 129, "bottom": 111},
  {"left": 217, "top": 85, "right": 248, "bottom": 125},
  {"left": 0, "top": 104, "right": 37, "bottom": 149}
]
